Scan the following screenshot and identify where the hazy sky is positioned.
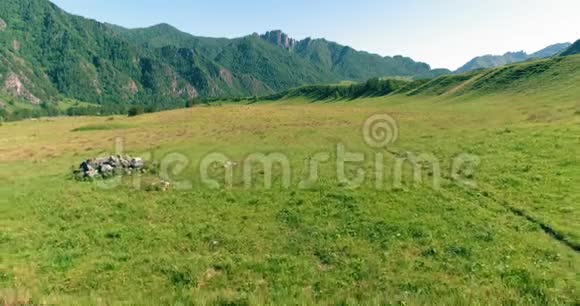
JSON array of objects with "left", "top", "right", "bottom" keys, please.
[{"left": 50, "top": 0, "right": 580, "bottom": 70}]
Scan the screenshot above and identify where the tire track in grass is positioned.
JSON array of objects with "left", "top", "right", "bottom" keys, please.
[
  {"left": 384, "top": 148, "right": 580, "bottom": 254},
  {"left": 460, "top": 186, "right": 580, "bottom": 253}
]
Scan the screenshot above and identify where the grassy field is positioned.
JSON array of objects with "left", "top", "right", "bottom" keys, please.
[{"left": 1, "top": 58, "right": 580, "bottom": 304}]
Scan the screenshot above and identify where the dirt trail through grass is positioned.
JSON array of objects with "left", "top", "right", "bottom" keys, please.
[
  {"left": 472, "top": 186, "right": 580, "bottom": 252},
  {"left": 383, "top": 144, "right": 580, "bottom": 254}
]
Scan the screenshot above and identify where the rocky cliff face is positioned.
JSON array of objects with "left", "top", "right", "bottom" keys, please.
[
  {"left": 261, "top": 30, "right": 297, "bottom": 50},
  {"left": 3, "top": 73, "right": 41, "bottom": 104}
]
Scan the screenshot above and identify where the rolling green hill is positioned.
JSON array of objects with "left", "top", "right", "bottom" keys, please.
[
  {"left": 270, "top": 54, "right": 580, "bottom": 101},
  {"left": 0, "top": 0, "right": 446, "bottom": 118}
]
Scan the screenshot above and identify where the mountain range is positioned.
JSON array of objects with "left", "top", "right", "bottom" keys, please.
[
  {"left": 560, "top": 39, "right": 580, "bottom": 57},
  {"left": 455, "top": 43, "right": 572, "bottom": 73},
  {"left": 0, "top": 0, "right": 578, "bottom": 117},
  {"left": 0, "top": 0, "right": 449, "bottom": 110}
]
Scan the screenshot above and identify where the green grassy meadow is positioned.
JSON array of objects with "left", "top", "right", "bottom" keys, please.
[{"left": 1, "top": 58, "right": 580, "bottom": 305}]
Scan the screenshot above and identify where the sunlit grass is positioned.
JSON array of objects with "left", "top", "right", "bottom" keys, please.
[{"left": 1, "top": 88, "right": 579, "bottom": 304}]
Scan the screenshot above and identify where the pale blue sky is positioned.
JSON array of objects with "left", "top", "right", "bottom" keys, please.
[{"left": 50, "top": 0, "right": 580, "bottom": 70}]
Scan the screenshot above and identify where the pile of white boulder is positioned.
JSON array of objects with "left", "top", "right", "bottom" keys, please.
[{"left": 75, "top": 155, "right": 145, "bottom": 179}]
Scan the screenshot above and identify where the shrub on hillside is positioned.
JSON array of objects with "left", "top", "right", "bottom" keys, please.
[{"left": 127, "top": 106, "right": 145, "bottom": 117}]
